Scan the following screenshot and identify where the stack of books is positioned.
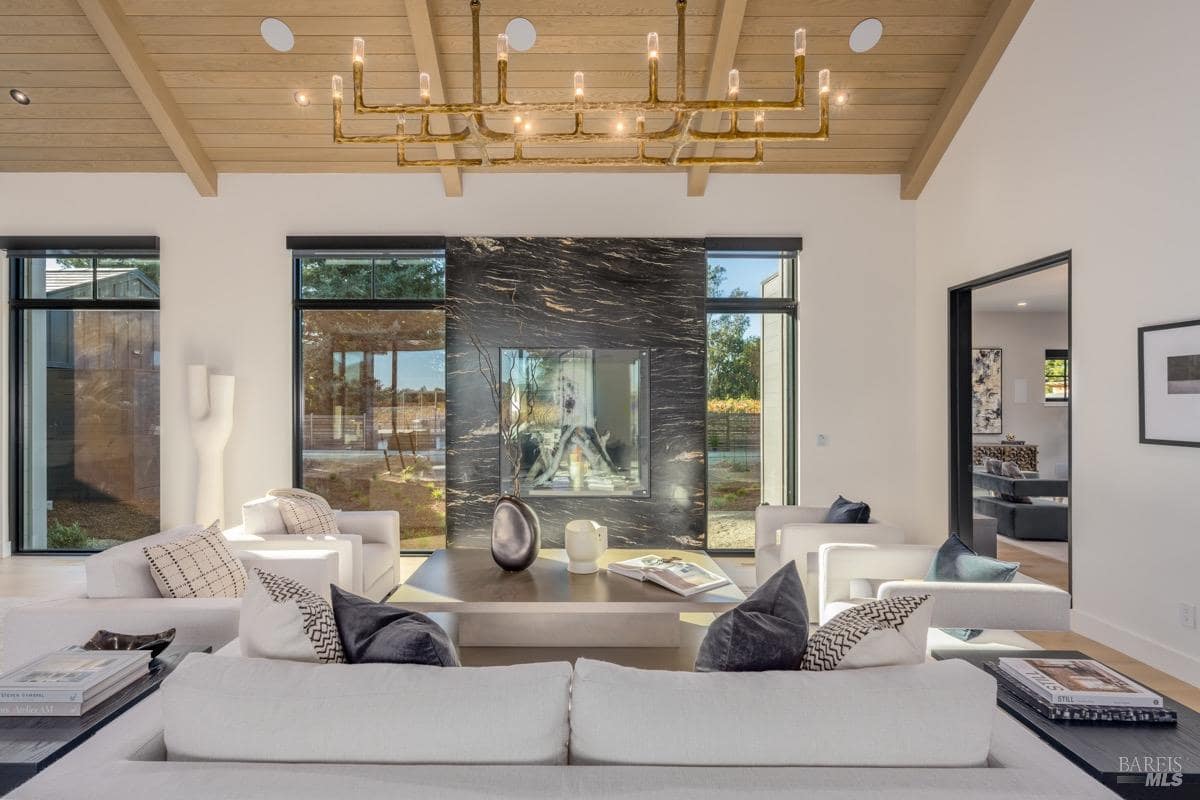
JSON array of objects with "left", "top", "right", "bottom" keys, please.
[
  {"left": 0, "top": 647, "right": 152, "bottom": 717},
  {"left": 608, "top": 554, "right": 730, "bottom": 597},
  {"left": 991, "top": 657, "right": 1177, "bottom": 724}
]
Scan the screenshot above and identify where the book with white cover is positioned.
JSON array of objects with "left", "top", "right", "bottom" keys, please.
[
  {"left": 998, "top": 657, "right": 1162, "bottom": 708},
  {"left": 608, "top": 555, "right": 731, "bottom": 597},
  {"left": 0, "top": 648, "right": 150, "bottom": 705}
]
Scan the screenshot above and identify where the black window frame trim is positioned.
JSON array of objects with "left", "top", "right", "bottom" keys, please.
[
  {"left": 291, "top": 238, "right": 448, "bottom": 555},
  {"left": 7, "top": 238, "right": 161, "bottom": 556},
  {"left": 703, "top": 239, "right": 800, "bottom": 555}
]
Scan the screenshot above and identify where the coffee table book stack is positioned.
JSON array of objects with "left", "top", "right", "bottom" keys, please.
[
  {"left": 989, "top": 656, "right": 1176, "bottom": 725},
  {"left": 0, "top": 650, "right": 151, "bottom": 717}
]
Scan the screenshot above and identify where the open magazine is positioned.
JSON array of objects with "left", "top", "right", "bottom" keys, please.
[{"left": 608, "top": 555, "right": 730, "bottom": 597}]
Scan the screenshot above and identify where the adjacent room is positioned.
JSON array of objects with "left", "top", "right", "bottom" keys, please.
[{"left": 0, "top": 1, "right": 1197, "bottom": 798}]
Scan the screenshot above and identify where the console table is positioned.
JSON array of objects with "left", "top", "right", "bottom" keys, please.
[
  {"left": 973, "top": 443, "right": 1039, "bottom": 472},
  {"left": 387, "top": 548, "right": 745, "bottom": 648},
  {"left": 932, "top": 649, "right": 1200, "bottom": 799},
  {"left": 0, "top": 644, "right": 209, "bottom": 796}
]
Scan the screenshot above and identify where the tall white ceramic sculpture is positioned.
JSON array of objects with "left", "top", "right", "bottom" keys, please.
[{"left": 188, "top": 365, "right": 235, "bottom": 526}]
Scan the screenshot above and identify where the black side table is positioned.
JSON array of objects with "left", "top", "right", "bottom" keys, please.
[
  {"left": 0, "top": 644, "right": 209, "bottom": 796},
  {"left": 933, "top": 648, "right": 1200, "bottom": 799}
]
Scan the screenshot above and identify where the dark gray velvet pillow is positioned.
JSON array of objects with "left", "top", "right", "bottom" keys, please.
[
  {"left": 331, "top": 585, "right": 460, "bottom": 666},
  {"left": 695, "top": 563, "right": 808, "bottom": 672},
  {"left": 824, "top": 495, "right": 870, "bottom": 524},
  {"left": 925, "top": 533, "right": 1019, "bottom": 641}
]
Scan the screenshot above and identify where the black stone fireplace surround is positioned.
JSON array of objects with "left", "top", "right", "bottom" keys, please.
[{"left": 445, "top": 237, "right": 707, "bottom": 549}]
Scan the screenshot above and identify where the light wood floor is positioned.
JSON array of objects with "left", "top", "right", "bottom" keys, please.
[
  {"left": 998, "top": 538, "right": 1069, "bottom": 591},
  {"left": 2, "top": 553, "right": 1196, "bottom": 711}
]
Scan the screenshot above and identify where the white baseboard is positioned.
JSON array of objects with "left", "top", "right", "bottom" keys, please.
[{"left": 1071, "top": 609, "right": 1200, "bottom": 687}]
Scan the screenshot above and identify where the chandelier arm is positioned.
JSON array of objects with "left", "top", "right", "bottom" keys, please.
[{"left": 676, "top": 0, "right": 686, "bottom": 103}]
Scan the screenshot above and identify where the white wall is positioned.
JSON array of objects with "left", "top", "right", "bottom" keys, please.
[
  {"left": 915, "top": 0, "right": 1200, "bottom": 683},
  {"left": 972, "top": 310, "right": 1069, "bottom": 475},
  {"left": 0, "top": 171, "right": 916, "bottom": 540}
]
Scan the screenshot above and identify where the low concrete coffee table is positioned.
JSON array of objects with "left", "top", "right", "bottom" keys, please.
[{"left": 387, "top": 548, "right": 746, "bottom": 647}]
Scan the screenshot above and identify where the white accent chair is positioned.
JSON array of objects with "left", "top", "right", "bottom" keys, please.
[
  {"left": 1, "top": 524, "right": 339, "bottom": 670},
  {"left": 754, "top": 505, "right": 905, "bottom": 616},
  {"left": 818, "top": 542, "right": 1071, "bottom": 650},
  {"left": 223, "top": 496, "right": 400, "bottom": 601}
]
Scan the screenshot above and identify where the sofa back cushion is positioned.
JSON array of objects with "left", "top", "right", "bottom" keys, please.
[
  {"left": 162, "top": 654, "right": 572, "bottom": 765},
  {"left": 569, "top": 658, "right": 995, "bottom": 767},
  {"left": 86, "top": 524, "right": 203, "bottom": 598},
  {"left": 242, "top": 496, "right": 287, "bottom": 536}
]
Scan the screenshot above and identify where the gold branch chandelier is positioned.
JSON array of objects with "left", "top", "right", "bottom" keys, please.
[{"left": 330, "top": 0, "right": 832, "bottom": 168}]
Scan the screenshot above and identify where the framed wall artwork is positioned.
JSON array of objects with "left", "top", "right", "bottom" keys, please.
[
  {"left": 1139, "top": 318, "right": 1200, "bottom": 447},
  {"left": 972, "top": 347, "right": 1003, "bottom": 434}
]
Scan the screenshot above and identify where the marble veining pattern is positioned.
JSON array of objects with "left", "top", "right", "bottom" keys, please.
[{"left": 445, "top": 237, "right": 707, "bottom": 549}]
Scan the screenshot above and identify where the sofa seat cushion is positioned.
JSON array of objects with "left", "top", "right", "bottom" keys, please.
[
  {"left": 569, "top": 658, "right": 996, "bottom": 767},
  {"left": 162, "top": 654, "right": 572, "bottom": 765},
  {"left": 86, "top": 524, "right": 203, "bottom": 598},
  {"left": 362, "top": 543, "right": 393, "bottom": 588}
]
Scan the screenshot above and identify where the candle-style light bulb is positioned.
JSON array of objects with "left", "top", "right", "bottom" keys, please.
[
  {"left": 615, "top": 112, "right": 625, "bottom": 134},
  {"left": 727, "top": 68, "right": 740, "bottom": 97},
  {"left": 513, "top": 113, "right": 523, "bottom": 124},
  {"left": 794, "top": 28, "right": 806, "bottom": 56},
  {"left": 523, "top": 120, "right": 533, "bottom": 133},
  {"left": 352, "top": 37, "right": 365, "bottom": 64},
  {"left": 497, "top": 33, "right": 509, "bottom": 61},
  {"left": 574, "top": 71, "right": 586, "bottom": 98},
  {"left": 419, "top": 72, "right": 431, "bottom": 100},
  {"left": 331, "top": 74, "right": 343, "bottom": 99},
  {"left": 647, "top": 32, "right": 659, "bottom": 60},
  {"left": 818, "top": 68, "right": 831, "bottom": 94},
  {"left": 754, "top": 109, "right": 765, "bottom": 125}
]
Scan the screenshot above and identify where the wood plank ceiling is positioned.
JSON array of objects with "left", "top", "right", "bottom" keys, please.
[{"left": 0, "top": 0, "right": 1021, "bottom": 196}]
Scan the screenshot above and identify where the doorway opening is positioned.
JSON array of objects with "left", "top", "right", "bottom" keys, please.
[{"left": 948, "top": 252, "right": 1071, "bottom": 592}]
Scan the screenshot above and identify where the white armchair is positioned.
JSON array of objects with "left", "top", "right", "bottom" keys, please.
[
  {"left": 817, "top": 542, "right": 1070, "bottom": 646},
  {"left": 755, "top": 505, "right": 904, "bottom": 616},
  {"left": 223, "top": 496, "right": 400, "bottom": 601}
]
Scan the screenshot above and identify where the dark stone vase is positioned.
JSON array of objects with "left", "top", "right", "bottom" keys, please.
[{"left": 491, "top": 495, "right": 540, "bottom": 571}]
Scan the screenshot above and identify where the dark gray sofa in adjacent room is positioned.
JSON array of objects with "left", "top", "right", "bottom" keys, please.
[{"left": 974, "top": 496, "right": 1068, "bottom": 541}]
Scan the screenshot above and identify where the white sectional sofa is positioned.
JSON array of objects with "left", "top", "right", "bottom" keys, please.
[
  {"left": 1, "top": 525, "right": 338, "bottom": 670},
  {"left": 224, "top": 496, "right": 400, "bottom": 601},
  {"left": 8, "top": 651, "right": 1115, "bottom": 799}
]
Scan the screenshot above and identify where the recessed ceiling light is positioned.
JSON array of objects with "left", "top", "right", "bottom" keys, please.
[
  {"left": 1017, "top": 301, "right": 1028, "bottom": 307},
  {"left": 260, "top": 18, "right": 295, "bottom": 52},
  {"left": 849, "top": 18, "right": 883, "bottom": 53},
  {"left": 9, "top": 88, "right": 31, "bottom": 105},
  {"left": 505, "top": 17, "right": 536, "bottom": 52},
  {"left": 293, "top": 90, "right": 311, "bottom": 107}
]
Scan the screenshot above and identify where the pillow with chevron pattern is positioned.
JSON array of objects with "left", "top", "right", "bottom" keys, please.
[
  {"left": 800, "top": 594, "right": 934, "bottom": 671},
  {"left": 239, "top": 569, "right": 345, "bottom": 664}
]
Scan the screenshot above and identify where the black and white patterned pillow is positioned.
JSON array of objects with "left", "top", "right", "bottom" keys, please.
[
  {"left": 268, "top": 488, "right": 339, "bottom": 536},
  {"left": 801, "top": 594, "right": 932, "bottom": 671},
  {"left": 251, "top": 569, "right": 345, "bottom": 663},
  {"left": 143, "top": 521, "right": 247, "bottom": 599}
]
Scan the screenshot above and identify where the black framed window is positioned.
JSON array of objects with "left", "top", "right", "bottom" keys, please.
[
  {"left": 1044, "top": 348, "right": 1069, "bottom": 403},
  {"left": 290, "top": 237, "right": 447, "bottom": 552},
  {"left": 6, "top": 238, "right": 161, "bottom": 553},
  {"left": 704, "top": 238, "right": 799, "bottom": 552}
]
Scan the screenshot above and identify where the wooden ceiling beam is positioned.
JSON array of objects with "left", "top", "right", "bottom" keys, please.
[
  {"left": 686, "top": 0, "right": 748, "bottom": 197},
  {"left": 76, "top": 0, "right": 217, "bottom": 197},
  {"left": 899, "top": 0, "right": 1033, "bottom": 200},
  {"left": 404, "top": 0, "right": 463, "bottom": 197}
]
